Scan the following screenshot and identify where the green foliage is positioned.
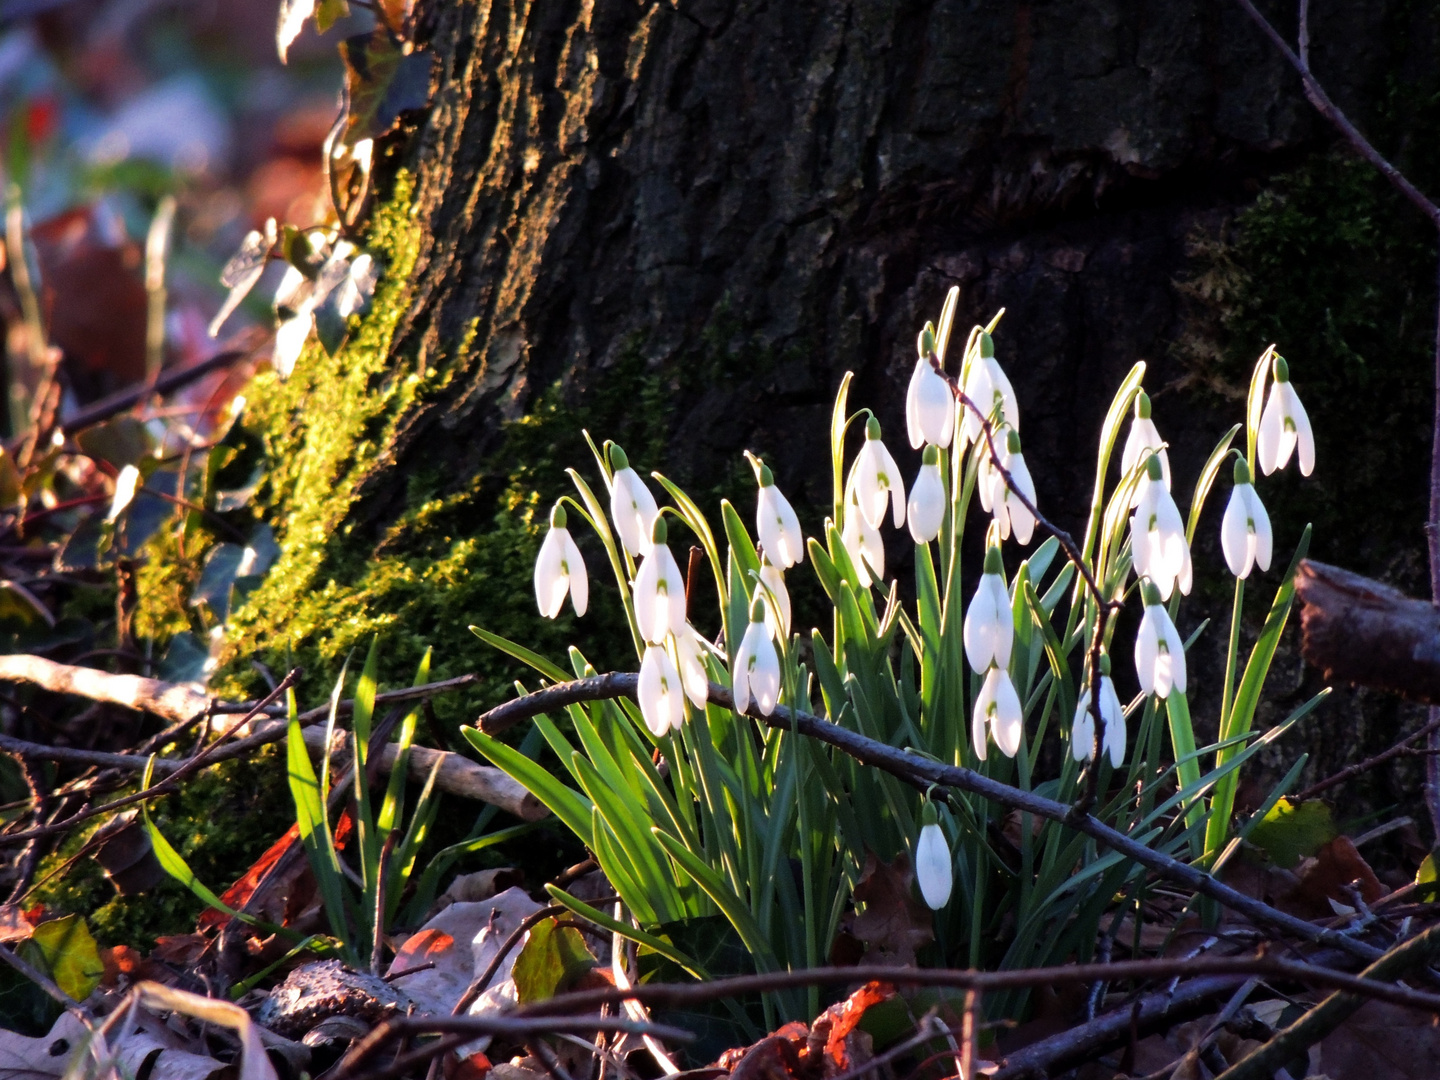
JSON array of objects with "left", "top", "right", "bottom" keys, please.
[{"left": 1247, "top": 798, "right": 1337, "bottom": 870}]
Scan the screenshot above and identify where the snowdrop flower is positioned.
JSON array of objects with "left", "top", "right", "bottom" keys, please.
[
  {"left": 106, "top": 464, "right": 141, "bottom": 523},
  {"left": 854, "top": 417, "right": 905, "bottom": 529},
  {"left": 1257, "top": 355, "right": 1314, "bottom": 476},
  {"left": 907, "top": 445, "right": 946, "bottom": 543},
  {"left": 841, "top": 490, "right": 885, "bottom": 587},
  {"left": 972, "top": 665, "right": 1023, "bottom": 761},
  {"left": 915, "top": 802, "right": 953, "bottom": 910},
  {"left": 674, "top": 625, "right": 711, "bottom": 709},
  {"left": 733, "top": 599, "right": 780, "bottom": 716},
  {"left": 991, "top": 430, "right": 1037, "bottom": 544},
  {"left": 1221, "top": 457, "right": 1273, "bottom": 579},
  {"left": 754, "top": 460, "right": 805, "bottom": 568},
  {"left": 1135, "top": 580, "right": 1187, "bottom": 698},
  {"left": 534, "top": 504, "right": 589, "bottom": 618},
  {"left": 608, "top": 444, "right": 660, "bottom": 557},
  {"left": 638, "top": 644, "right": 685, "bottom": 736},
  {"left": 1130, "top": 454, "right": 1190, "bottom": 600},
  {"left": 906, "top": 324, "right": 955, "bottom": 449},
  {"left": 633, "top": 517, "right": 687, "bottom": 644},
  {"left": 1072, "top": 654, "right": 1126, "bottom": 768},
  {"left": 964, "top": 545, "right": 1013, "bottom": 674},
  {"left": 758, "top": 559, "right": 791, "bottom": 639},
  {"left": 1121, "top": 391, "right": 1170, "bottom": 504},
  {"left": 959, "top": 330, "right": 1019, "bottom": 446}
]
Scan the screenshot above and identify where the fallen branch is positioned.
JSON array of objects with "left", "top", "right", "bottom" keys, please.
[
  {"left": 1218, "top": 923, "right": 1440, "bottom": 1080},
  {"left": 1294, "top": 715, "right": 1440, "bottom": 802},
  {"left": 475, "top": 674, "right": 1387, "bottom": 963},
  {"left": 1294, "top": 559, "right": 1440, "bottom": 704},
  {"left": 0, "top": 654, "right": 210, "bottom": 725},
  {"left": 522, "top": 955, "right": 1440, "bottom": 1020}
]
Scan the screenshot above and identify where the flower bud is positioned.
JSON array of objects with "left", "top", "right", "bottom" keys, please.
[
  {"left": 749, "top": 597, "right": 766, "bottom": 623},
  {"left": 651, "top": 515, "right": 668, "bottom": 545},
  {"left": 922, "top": 444, "right": 940, "bottom": 466},
  {"left": 549, "top": 503, "right": 567, "bottom": 529},
  {"left": 1145, "top": 453, "right": 1164, "bottom": 481},
  {"left": 1233, "top": 456, "right": 1252, "bottom": 485},
  {"left": 1007, "top": 429, "right": 1022, "bottom": 454},
  {"left": 978, "top": 331, "right": 994, "bottom": 359},
  {"left": 1140, "top": 579, "right": 1163, "bottom": 607},
  {"left": 1099, "top": 653, "right": 1112, "bottom": 677},
  {"left": 609, "top": 443, "right": 630, "bottom": 471},
  {"left": 918, "top": 322, "right": 937, "bottom": 358},
  {"left": 1273, "top": 355, "right": 1290, "bottom": 382},
  {"left": 1135, "top": 391, "right": 1151, "bottom": 419},
  {"left": 983, "top": 544, "right": 1004, "bottom": 575},
  {"left": 866, "top": 415, "right": 882, "bottom": 440},
  {"left": 920, "top": 799, "right": 940, "bottom": 827}
]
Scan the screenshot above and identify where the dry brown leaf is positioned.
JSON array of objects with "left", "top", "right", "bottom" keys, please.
[
  {"left": 842, "top": 852, "right": 934, "bottom": 966},
  {"left": 1317, "top": 1000, "right": 1440, "bottom": 1080},
  {"left": 1290, "top": 836, "right": 1387, "bottom": 918}
]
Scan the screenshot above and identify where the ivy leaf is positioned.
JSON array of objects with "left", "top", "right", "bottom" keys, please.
[
  {"left": 314, "top": 253, "right": 379, "bottom": 355},
  {"left": 511, "top": 917, "right": 594, "bottom": 1004},
  {"left": 1247, "top": 798, "right": 1336, "bottom": 870},
  {"left": 209, "top": 221, "right": 276, "bottom": 338},
  {"left": 23, "top": 916, "right": 103, "bottom": 1003},
  {"left": 339, "top": 30, "right": 434, "bottom": 143},
  {"left": 315, "top": 0, "right": 350, "bottom": 33}
]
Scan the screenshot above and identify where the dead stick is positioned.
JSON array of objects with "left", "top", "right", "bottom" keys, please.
[
  {"left": 1294, "top": 716, "right": 1440, "bottom": 802},
  {"left": 475, "top": 673, "right": 1386, "bottom": 963}
]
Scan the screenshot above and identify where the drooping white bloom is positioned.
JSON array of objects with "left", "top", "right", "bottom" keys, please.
[
  {"left": 632, "top": 517, "right": 687, "bottom": 644},
  {"left": 732, "top": 601, "right": 780, "bottom": 716},
  {"left": 1130, "top": 454, "right": 1190, "bottom": 600},
  {"left": 854, "top": 417, "right": 906, "bottom": 529},
  {"left": 963, "top": 546, "right": 1013, "bottom": 673},
  {"left": 915, "top": 811, "right": 953, "bottom": 910},
  {"left": 534, "top": 504, "right": 589, "bottom": 618},
  {"left": 674, "top": 624, "right": 711, "bottom": 709},
  {"left": 972, "top": 665, "right": 1023, "bottom": 761},
  {"left": 608, "top": 444, "right": 660, "bottom": 557},
  {"left": 907, "top": 445, "right": 946, "bottom": 543},
  {"left": 106, "top": 464, "right": 141, "bottom": 523},
  {"left": 754, "top": 462, "right": 805, "bottom": 568},
  {"left": 1221, "top": 458, "right": 1273, "bottom": 579},
  {"left": 1135, "top": 581, "right": 1187, "bottom": 698},
  {"left": 758, "top": 559, "right": 791, "bottom": 639},
  {"left": 1257, "top": 355, "right": 1314, "bottom": 477},
  {"left": 1121, "top": 391, "right": 1171, "bottom": 504},
  {"left": 906, "top": 326, "right": 955, "bottom": 449},
  {"left": 841, "top": 491, "right": 885, "bottom": 587},
  {"left": 991, "top": 430, "right": 1037, "bottom": 544},
  {"left": 959, "top": 330, "right": 1020, "bottom": 446},
  {"left": 1072, "top": 656, "right": 1126, "bottom": 768},
  {"left": 638, "top": 645, "right": 685, "bottom": 736}
]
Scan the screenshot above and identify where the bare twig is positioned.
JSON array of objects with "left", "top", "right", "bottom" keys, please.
[
  {"left": 59, "top": 348, "right": 252, "bottom": 434},
  {"left": 1294, "top": 714, "right": 1440, "bottom": 802},
  {"left": 0, "top": 942, "right": 91, "bottom": 1022}
]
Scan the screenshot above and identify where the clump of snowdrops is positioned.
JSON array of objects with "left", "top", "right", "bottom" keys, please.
[{"left": 468, "top": 288, "right": 1325, "bottom": 1023}]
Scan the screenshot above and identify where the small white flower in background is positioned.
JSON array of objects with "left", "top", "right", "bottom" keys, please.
[
  {"left": 1130, "top": 453, "right": 1190, "bottom": 600},
  {"left": 1072, "top": 654, "right": 1126, "bottom": 768},
  {"left": 906, "top": 323, "right": 956, "bottom": 449},
  {"left": 907, "top": 444, "right": 946, "bottom": 543},
  {"left": 915, "top": 802, "right": 953, "bottom": 910},
  {"left": 1135, "top": 579, "right": 1187, "bottom": 698},
  {"left": 964, "top": 545, "right": 1013, "bottom": 674},
  {"left": 972, "top": 664, "right": 1023, "bottom": 760},
  {"left": 841, "top": 489, "right": 885, "bottom": 587},
  {"left": 106, "top": 464, "right": 141, "bottom": 523},
  {"left": 733, "top": 599, "right": 781, "bottom": 716},
  {"left": 758, "top": 559, "right": 791, "bottom": 639},
  {"left": 854, "top": 417, "right": 906, "bottom": 529},
  {"left": 1257, "top": 355, "right": 1314, "bottom": 476},
  {"left": 674, "top": 625, "right": 711, "bottom": 709},
  {"left": 753, "top": 459, "right": 805, "bottom": 568},
  {"left": 991, "top": 429, "right": 1037, "bottom": 544},
  {"left": 638, "top": 644, "right": 685, "bottom": 736},
  {"left": 1121, "top": 391, "right": 1170, "bottom": 504},
  {"left": 608, "top": 443, "right": 660, "bottom": 557},
  {"left": 1221, "top": 457, "right": 1273, "bottom": 579},
  {"left": 959, "top": 330, "right": 1019, "bottom": 446},
  {"left": 533, "top": 504, "right": 588, "bottom": 618},
  {"left": 633, "top": 517, "right": 687, "bottom": 645}
]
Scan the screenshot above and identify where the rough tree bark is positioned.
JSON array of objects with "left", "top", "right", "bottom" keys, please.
[{"left": 359, "top": 0, "right": 1399, "bottom": 526}]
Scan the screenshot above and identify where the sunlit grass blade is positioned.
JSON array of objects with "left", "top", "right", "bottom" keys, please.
[{"left": 378, "top": 647, "right": 431, "bottom": 840}]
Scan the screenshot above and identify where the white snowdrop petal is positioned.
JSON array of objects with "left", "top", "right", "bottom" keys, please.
[
  {"left": 534, "top": 529, "right": 568, "bottom": 618},
  {"left": 1257, "top": 390, "right": 1283, "bottom": 475},
  {"left": 990, "top": 669, "right": 1024, "bottom": 757},
  {"left": 563, "top": 531, "right": 588, "bottom": 616},
  {"left": 1102, "top": 677, "right": 1126, "bottom": 768},
  {"left": 1221, "top": 487, "right": 1251, "bottom": 578},
  {"left": 907, "top": 464, "right": 946, "bottom": 543},
  {"left": 1071, "top": 690, "right": 1095, "bottom": 762},
  {"left": 915, "top": 823, "right": 953, "bottom": 910},
  {"left": 1136, "top": 610, "right": 1159, "bottom": 695}
]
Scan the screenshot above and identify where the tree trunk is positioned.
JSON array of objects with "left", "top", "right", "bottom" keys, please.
[{"left": 223, "top": 0, "right": 1417, "bottom": 746}]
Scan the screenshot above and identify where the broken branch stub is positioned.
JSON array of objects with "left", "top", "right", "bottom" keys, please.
[{"left": 1295, "top": 559, "right": 1440, "bottom": 704}]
